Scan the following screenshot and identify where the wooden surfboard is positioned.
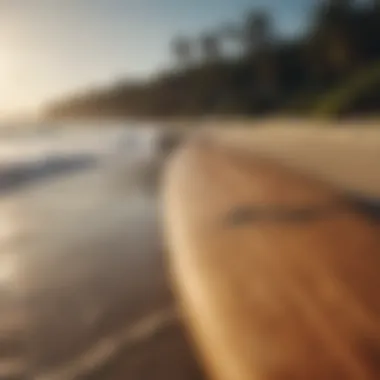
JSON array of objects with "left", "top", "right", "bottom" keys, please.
[{"left": 163, "top": 138, "right": 380, "bottom": 380}]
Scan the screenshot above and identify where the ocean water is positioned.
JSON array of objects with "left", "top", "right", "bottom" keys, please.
[
  {"left": 0, "top": 123, "right": 164, "bottom": 193},
  {"left": 0, "top": 123, "right": 198, "bottom": 380},
  {"left": 0, "top": 122, "right": 159, "bottom": 166}
]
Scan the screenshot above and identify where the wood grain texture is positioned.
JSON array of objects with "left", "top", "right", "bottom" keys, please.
[{"left": 163, "top": 139, "right": 380, "bottom": 380}]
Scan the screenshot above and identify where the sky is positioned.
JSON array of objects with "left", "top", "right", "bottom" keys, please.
[{"left": 0, "top": 0, "right": 315, "bottom": 118}]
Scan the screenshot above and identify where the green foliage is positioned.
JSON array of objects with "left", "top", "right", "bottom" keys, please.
[
  {"left": 314, "top": 61, "right": 380, "bottom": 117},
  {"left": 46, "top": 1, "right": 380, "bottom": 120}
]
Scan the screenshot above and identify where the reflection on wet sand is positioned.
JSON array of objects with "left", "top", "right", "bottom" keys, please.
[{"left": 0, "top": 157, "right": 203, "bottom": 380}]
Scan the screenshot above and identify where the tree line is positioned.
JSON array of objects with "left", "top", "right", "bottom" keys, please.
[{"left": 47, "top": 0, "right": 380, "bottom": 119}]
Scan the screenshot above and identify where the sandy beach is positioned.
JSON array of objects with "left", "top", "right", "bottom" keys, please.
[{"left": 1, "top": 122, "right": 380, "bottom": 379}]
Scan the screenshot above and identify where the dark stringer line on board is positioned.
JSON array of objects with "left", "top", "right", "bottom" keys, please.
[
  {"left": 225, "top": 197, "right": 380, "bottom": 227},
  {"left": 225, "top": 203, "right": 346, "bottom": 226},
  {"left": 347, "top": 195, "right": 380, "bottom": 223}
]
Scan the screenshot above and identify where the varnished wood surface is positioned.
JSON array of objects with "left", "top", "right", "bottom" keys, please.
[{"left": 163, "top": 139, "right": 380, "bottom": 380}]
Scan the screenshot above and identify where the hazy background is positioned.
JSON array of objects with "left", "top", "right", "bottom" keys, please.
[
  {"left": 1, "top": 0, "right": 313, "bottom": 119},
  {"left": 2, "top": 0, "right": 378, "bottom": 121}
]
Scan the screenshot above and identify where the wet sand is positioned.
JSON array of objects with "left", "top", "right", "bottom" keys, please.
[{"left": 0, "top": 161, "right": 204, "bottom": 379}]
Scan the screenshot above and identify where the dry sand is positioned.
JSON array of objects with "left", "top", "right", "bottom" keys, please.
[{"left": 206, "top": 120, "right": 380, "bottom": 196}]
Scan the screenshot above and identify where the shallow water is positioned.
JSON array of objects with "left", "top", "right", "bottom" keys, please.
[{"left": 0, "top": 123, "right": 201, "bottom": 380}]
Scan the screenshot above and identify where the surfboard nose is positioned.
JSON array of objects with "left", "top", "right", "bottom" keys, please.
[{"left": 163, "top": 138, "right": 380, "bottom": 380}]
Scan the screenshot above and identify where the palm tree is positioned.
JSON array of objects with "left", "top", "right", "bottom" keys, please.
[
  {"left": 311, "top": 0, "right": 356, "bottom": 75},
  {"left": 199, "top": 33, "right": 221, "bottom": 63},
  {"left": 218, "top": 22, "right": 244, "bottom": 58},
  {"left": 171, "top": 36, "right": 192, "bottom": 68},
  {"left": 241, "top": 10, "right": 278, "bottom": 108},
  {"left": 326, "top": 0, "right": 353, "bottom": 10},
  {"left": 243, "top": 10, "right": 271, "bottom": 56}
]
